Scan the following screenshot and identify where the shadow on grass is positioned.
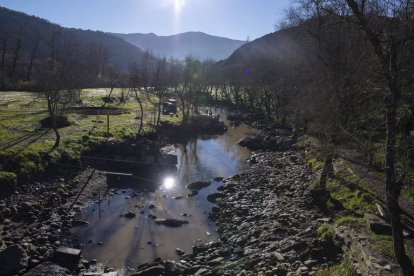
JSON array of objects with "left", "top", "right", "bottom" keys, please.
[{"left": 0, "top": 128, "right": 51, "bottom": 151}]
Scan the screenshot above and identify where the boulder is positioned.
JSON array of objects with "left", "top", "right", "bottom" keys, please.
[
  {"left": 364, "top": 213, "right": 392, "bottom": 235},
  {"left": 53, "top": 247, "right": 81, "bottom": 267},
  {"left": 207, "top": 192, "right": 226, "bottom": 203},
  {"left": 187, "top": 181, "right": 211, "bottom": 190},
  {"left": 0, "top": 244, "right": 28, "bottom": 275},
  {"left": 238, "top": 136, "right": 261, "bottom": 150}
]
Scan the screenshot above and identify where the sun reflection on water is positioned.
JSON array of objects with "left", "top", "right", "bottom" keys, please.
[{"left": 163, "top": 176, "right": 176, "bottom": 190}]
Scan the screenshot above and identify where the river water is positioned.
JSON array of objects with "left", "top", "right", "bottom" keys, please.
[{"left": 70, "top": 108, "right": 257, "bottom": 271}]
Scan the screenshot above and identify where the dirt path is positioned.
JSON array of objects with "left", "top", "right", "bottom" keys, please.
[{"left": 338, "top": 147, "right": 414, "bottom": 231}]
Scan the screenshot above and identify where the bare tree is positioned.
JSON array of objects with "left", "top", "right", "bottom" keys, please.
[
  {"left": 129, "top": 63, "right": 145, "bottom": 136},
  {"left": 35, "top": 31, "right": 87, "bottom": 149},
  {"left": 341, "top": 1, "right": 414, "bottom": 273},
  {"left": 27, "top": 33, "right": 41, "bottom": 82}
]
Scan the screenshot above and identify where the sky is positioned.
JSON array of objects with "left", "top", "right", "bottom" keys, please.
[{"left": 0, "top": 0, "right": 291, "bottom": 41}]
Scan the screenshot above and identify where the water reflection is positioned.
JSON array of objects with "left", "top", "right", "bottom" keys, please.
[
  {"left": 70, "top": 108, "right": 257, "bottom": 270},
  {"left": 162, "top": 176, "right": 176, "bottom": 190}
]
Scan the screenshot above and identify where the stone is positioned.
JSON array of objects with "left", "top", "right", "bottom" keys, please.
[
  {"left": 187, "top": 181, "right": 211, "bottom": 190},
  {"left": 72, "top": 219, "right": 89, "bottom": 226},
  {"left": 176, "top": 248, "right": 185, "bottom": 255},
  {"left": 207, "top": 192, "right": 226, "bottom": 203},
  {"left": 132, "top": 265, "right": 165, "bottom": 275},
  {"left": 316, "top": 218, "right": 332, "bottom": 224},
  {"left": 155, "top": 218, "right": 189, "bottom": 227},
  {"left": 23, "top": 262, "right": 69, "bottom": 276},
  {"left": 208, "top": 257, "right": 224, "bottom": 265},
  {"left": 364, "top": 213, "right": 392, "bottom": 235},
  {"left": 125, "top": 211, "right": 136, "bottom": 218},
  {"left": 194, "top": 268, "right": 210, "bottom": 275},
  {"left": 0, "top": 244, "right": 28, "bottom": 275},
  {"left": 53, "top": 247, "right": 81, "bottom": 265},
  {"left": 274, "top": 252, "right": 285, "bottom": 261}
]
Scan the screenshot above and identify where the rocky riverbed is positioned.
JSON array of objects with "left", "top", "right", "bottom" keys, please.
[{"left": 131, "top": 149, "right": 342, "bottom": 275}]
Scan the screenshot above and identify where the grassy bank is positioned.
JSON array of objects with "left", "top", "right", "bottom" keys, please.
[
  {"left": 298, "top": 136, "right": 414, "bottom": 274},
  {"left": 0, "top": 89, "right": 182, "bottom": 183}
]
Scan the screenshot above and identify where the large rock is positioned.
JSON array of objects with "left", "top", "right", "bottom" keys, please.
[
  {"left": 155, "top": 218, "right": 189, "bottom": 227},
  {"left": 0, "top": 244, "right": 28, "bottom": 275},
  {"left": 238, "top": 129, "right": 296, "bottom": 151},
  {"left": 207, "top": 192, "right": 226, "bottom": 203},
  {"left": 365, "top": 213, "right": 392, "bottom": 235},
  {"left": 187, "top": 181, "right": 211, "bottom": 190},
  {"left": 53, "top": 247, "right": 81, "bottom": 267},
  {"left": 23, "top": 262, "right": 69, "bottom": 276}
]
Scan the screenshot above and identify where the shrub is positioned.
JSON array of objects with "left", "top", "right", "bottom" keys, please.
[{"left": 0, "top": 171, "right": 17, "bottom": 199}]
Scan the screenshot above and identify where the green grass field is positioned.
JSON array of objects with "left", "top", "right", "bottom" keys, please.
[{"left": 0, "top": 88, "right": 182, "bottom": 180}]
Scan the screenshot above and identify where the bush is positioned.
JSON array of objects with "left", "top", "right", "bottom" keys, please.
[
  {"left": 0, "top": 171, "right": 17, "bottom": 199},
  {"left": 317, "top": 223, "right": 334, "bottom": 239}
]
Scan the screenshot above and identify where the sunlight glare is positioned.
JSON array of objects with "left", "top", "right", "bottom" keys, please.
[
  {"left": 173, "top": 0, "right": 186, "bottom": 13},
  {"left": 163, "top": 177, "right": 176, "bottom": 190}
]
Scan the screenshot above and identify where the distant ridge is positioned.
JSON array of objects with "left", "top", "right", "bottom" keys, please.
[{"left": 110, "top": 31, "right": 246, "bottom": 61}]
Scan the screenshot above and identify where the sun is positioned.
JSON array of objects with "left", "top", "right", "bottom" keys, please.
[{"left": 173, "top": 0, "right": 186, "bottom": 13}]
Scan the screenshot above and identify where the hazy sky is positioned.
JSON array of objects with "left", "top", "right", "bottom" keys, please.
[{"left": 0, "top": 0, "right": 291, "bottom": 40}]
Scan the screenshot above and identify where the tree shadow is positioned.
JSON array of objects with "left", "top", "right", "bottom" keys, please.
[{"left": 0, "top": 128, "right": 50, "bottom": 150}]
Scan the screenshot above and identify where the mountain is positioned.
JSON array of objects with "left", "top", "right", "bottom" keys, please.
[
  {"left": 220, "top": 28, "right": 304, "bottom": 69},
  {"left": 110, "top": 32, "right": 246, "bottom": 61},
  {"left": 0, "top": 6, "right": 145, "bottom": 70}
]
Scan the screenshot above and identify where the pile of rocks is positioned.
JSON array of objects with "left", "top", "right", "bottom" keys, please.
[
  {"left": 0, "top": 176, "right": 79, "bottom": 272},
  {"left": 238, "top": 127, "right": 296, "bottom": 152},
  {"left": 0, "top": 170, "right": 113, "bottom": 275},
  {"left": 226, "top": 112, "right": 269, "bottom": 128}
]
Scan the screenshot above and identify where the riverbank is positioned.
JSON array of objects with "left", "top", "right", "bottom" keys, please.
[{"left": 130, "top": 148, "right": 340, "bottom": 275}]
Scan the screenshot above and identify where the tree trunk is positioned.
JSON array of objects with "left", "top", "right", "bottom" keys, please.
[
  {"left": 52, "top": 123, "right": 61, "bottom": 149},
  {"left": 1, "top": 38, "right": 6, "bottom": 73},
  {"left": 156, "top": 98, "right": 162, "bottom": 126},
  {"left": 9, "top": 38, "right": 20, "bottom": 79},
  {"left": 385, "top": 96, "right": 414, "bottom": 276},
  {"left": 180, "top": 93, "right": 187, "bottom": 124},
  {"left": 343, "top": 2, "right": 414, "bottom": 272},
  {"left": 47, "top": 98, "right": 60, "bottom": 149},
  {"left": 134, "top": 89, "right": 144, "bottom": 136},
  {"left": 27, "top": 38, "right": 39, "bottom": 81},
  {"left": 319, "top": 152, "right": 333, "bottom": 190}
]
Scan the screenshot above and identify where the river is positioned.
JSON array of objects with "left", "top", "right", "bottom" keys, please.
[{"left": 70, "top": 108, "right": 257, "bottom": 271}]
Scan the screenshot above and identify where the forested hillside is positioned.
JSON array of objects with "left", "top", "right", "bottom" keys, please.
[{"left": 0, "top": 6, "right": 145, "bottom": 89}]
